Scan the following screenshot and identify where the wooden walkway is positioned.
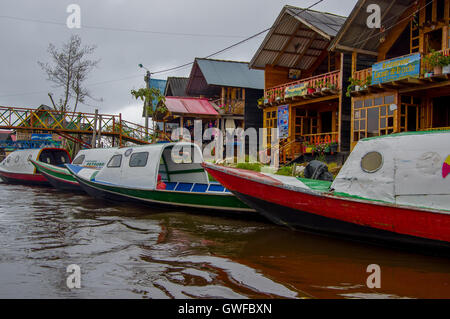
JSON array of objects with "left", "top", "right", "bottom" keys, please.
[{"left": 0, "top": 106, "right": 157, "bottom": 147}]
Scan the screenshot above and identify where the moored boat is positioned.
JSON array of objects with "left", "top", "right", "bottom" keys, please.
[
  {"left": 66, "top": 142, "right": 254, "bottom": 213},
  {"left": 0, "top": 148, "right": 71, "bottom": 186},
  {"left": 203, "top": 131, "right": 450, "bottom": 251},
  {"left": 30, "top": 147, "right": 118, "bottom": 191}
]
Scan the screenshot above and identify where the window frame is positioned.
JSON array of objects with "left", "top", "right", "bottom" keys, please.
[
  {"left": 107, "top": 154, "right": 122, "bottom": 168},
  {"left": 129, "top": 152, "right": 149, "bottom": 168}
]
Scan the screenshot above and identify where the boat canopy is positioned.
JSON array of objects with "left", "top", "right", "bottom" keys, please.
[
  {"left": 72, "top": 147, "right": 119, "bottom": 168},
  {"left": 92, "top": 142, "right": 208, "bottom": 190},
  {"left": 331, "top": 131, "right": 450, "bottom": 211},
  {"left": 0, "top": 148, "right": 71, "bottom": 174}
]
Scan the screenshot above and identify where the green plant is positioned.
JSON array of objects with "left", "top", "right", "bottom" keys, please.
[
  {"left": 276, "top": 165, "right": 294, "bottom": 176},
  {"left": 424, "top": 49, "right": 448, "bottom": 68},
  {"left": 346, "top": 77, "right": 362, "bottom": 97},
  {"left": 131, "top": 87, "right": 167, "bottom": 119},
  {"left": 257, "top": 97, "right": 264, "bottom": 105},
  {"left": 236, "top": 162, "right": 262, "bottom": 172}
]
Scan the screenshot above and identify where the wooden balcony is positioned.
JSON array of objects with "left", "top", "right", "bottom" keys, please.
[
  {"left": 264, "top": 70, "right": 341, "bottom": 106},
  {"left": 350, "top": 50, "right": 450, "bottom": 96}
]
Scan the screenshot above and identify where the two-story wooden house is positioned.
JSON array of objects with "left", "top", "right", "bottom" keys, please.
[
  {"left": 250, "top": 5, "right": 348, "bottom": 164},
  {"left": 330, "top": 0, "right": 450, "bottom": 149},
  {"left": 185, "top": 58, "right": 265, "bottom": 137}
]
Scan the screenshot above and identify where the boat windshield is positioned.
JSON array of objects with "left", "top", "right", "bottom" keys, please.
[{"left": 39, "top": 149, "right": 71, "bottom": 167}]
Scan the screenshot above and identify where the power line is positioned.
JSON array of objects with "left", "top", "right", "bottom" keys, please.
[
  {"left": 0, "top": 0, "right": 327, "bottom": 97},
  {"left": 151, "top": 0, "right": 326, "bottom": 75},
  {"left": 0, "top": 15, "right": 247, "bottom": 39}
]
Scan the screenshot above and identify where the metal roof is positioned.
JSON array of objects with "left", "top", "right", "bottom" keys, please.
[
  {"left": 164, "top": 97, "right": 218, "bottom": 117},
  {"left": 164, "top": 77, "right": 189, "bottom": 97},
  {"left": 249, "top": 5, "right": 346, "bottom": 70},
  {"left": 186, "top": 58, "right": 264, "bottom": 95},
  {"left": 329, "top": 0, "right": 416, "bottom": 55}
]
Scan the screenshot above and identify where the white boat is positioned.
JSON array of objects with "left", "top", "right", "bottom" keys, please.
[
  {"left": 29, "top": 147, "right": 119, "bottom": 191},
  {"left": 66, "top": 142, "right": 254, "bottom": 212},
  {"left": 0, "top": 148, "right": 71, "bottom": 186}
]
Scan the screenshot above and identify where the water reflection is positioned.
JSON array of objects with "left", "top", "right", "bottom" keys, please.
[{"left": 0, "top": 182, "right": 449, "bottom": 299}]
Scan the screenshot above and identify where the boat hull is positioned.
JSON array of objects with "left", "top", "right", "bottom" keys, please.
[
  {"left": 0, "top": 170, "right": 50, "bottom": 186},
  {"left": 30, "top": 160, "right": 81, "bottom": 192},
  {"left": 203, "top": 164, "right": 450, "bottom": 251},
  {"left": 71, "top": 172, "right": 254, "bottom": 213}
]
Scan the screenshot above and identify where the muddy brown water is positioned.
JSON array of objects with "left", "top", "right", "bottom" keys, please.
[{"left": 0, "top": 182, "right": 449, "bottom": 299}]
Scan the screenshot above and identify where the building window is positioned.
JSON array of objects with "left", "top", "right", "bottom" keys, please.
[
  {"left": 353, "top": 95, "right": 395, "bottom": 143},
  {"left": 265, "top": 109, "right": 278, "bottom": 144}
]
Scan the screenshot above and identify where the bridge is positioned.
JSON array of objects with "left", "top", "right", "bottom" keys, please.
[{"left": 0, "top": 105, "right": 169, "bottom": 149}]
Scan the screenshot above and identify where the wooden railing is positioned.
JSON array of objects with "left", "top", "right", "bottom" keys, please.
[
  {"left": 264, "top": 70, "right": 341, "bottom": 104},
  {"left": 354, "top": 68, "right": 372, "bottom": 84},
  {"left": 0, "top": 105, "right": 157, "bottom": 146},
  {"left": 302, "top": 132, "right": 339, "bottom": 145}
]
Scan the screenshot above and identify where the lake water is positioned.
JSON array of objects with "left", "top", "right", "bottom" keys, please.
[{"left": 0, "top": 182, "right": 449, "bottom": 299}]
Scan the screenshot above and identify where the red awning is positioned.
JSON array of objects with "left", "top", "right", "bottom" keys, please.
[{"left": 165, "top": 97, "right": 218, "bottom": 116}]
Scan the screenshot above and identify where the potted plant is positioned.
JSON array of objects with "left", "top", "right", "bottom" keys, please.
[
  {"left": 257, "top": 97, "right": 264, "bottom": 106},
  {"left": 218, "top": 104, "right": 226, "bottom": 114},
  {"left": 346, "top": 77, "right": 362, "bottom": 97},
  {"left": 307, "top": 84, "right": 315, "bottom": 94},
  {"left": 443, "top": 54, "right": 450, "bottom": 74},
  {"left": 424, "top": 49, "right": 447, "bottom": 75}
]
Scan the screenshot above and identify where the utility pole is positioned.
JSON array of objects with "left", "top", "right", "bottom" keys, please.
[{"left": 144, "top": 70, "right": 150, "bottom": 141}]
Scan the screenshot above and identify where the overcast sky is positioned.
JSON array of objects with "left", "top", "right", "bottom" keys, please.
[{"left": 0, "top": 0, "right": 357, "bottom": 125}]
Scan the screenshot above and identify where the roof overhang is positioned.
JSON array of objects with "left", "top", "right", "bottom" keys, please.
[
  {"left": 329, "top": 0, "right": 417, "bottom": 54},
  {"left": 249, "top": 5, "right": 346, "bottom": 70}
]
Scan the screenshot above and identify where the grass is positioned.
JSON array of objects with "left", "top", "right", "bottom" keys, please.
[{"left": 235, "top": 162, "right": 263, "bottom": 172}]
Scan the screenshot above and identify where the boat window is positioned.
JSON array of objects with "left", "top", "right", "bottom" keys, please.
[
  {"left": 129, "top": 152, "right": 148, "bottom": 168},
  {"left": 107, "top": 155, "right": 122, "bottom": 168},
  {"left": 361, "top": 151, "right": 383, "bottom": 173},
  {"left": 72, "top": 155, "right": 85, "bottom": 165}
]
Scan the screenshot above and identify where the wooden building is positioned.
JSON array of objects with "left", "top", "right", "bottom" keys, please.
[
  {"left": 185, "top": 58, "right": 265, "bottom": 136},
  {"left": 330, "top": 0, "right": 450, "bottom": 149},
  {"left": 250, "top": 5, "right": 348, "bottom": 164}
]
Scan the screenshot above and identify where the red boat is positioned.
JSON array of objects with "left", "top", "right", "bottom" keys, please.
[
  {"left": 204, "top": 131, "right": 450, "bottom": 251},
  {"left": 0, "top": 148, "right": 71, "bottom": 186}
]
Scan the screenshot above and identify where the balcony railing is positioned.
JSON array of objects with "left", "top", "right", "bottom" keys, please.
[
  {"left": 264, "top": 70, "right": 341, "bottom": 105},
  {"left": 351, "top": 49, "right": 450, "bottom": 94},
  {"left": 302, "top": 132, "right": 339, "bottom": 146}
]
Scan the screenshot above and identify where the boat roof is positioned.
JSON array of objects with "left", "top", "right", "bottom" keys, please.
[{"left": 362, "top": 130, "right": 450, "bottom": 141}]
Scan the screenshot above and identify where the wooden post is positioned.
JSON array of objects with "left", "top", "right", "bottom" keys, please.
[
  {"left": 180, "top": 116, "right": 184, "bottom": 140},
  {"left": 351, "top": 51, "right": 357, "bottom": 76},
  {"left": 112, "top": 116, "right": 116, "bottom": 147},
  {"left": 119, "top": 113, "right": 123, "bottom": 147},
  {"left": 91, "top": 108, "right": 98, "bottom": 148},
  {"left": 97, "top": 115, "right": 102, "bottom": 148}
]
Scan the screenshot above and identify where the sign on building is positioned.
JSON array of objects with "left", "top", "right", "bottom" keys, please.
[
  {"left": 278, "top": 105, "right": 289, "bottom": 139},
  {"left": 372, "top": 53, "right": 421, "bottom": 85}
]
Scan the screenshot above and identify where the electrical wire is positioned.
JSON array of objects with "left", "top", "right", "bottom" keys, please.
[
  {"left": 0, "top": 15, "right": 247, "bottom": 39},
  {"left": 151, "top": 0, "right": 326, "bottom": 75}
]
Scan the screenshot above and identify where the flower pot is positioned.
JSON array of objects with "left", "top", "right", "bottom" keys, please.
[
  {"left": 443, "top": 64, "right": 450, "bottom": 74},
  {"left": 315, "top": 88, "right": 321, "bottom": 93},
  {"left": 307, "top": 88, "right": 315, "bottom": 94},
  {"left": 434, "top": 66, "right": 443, "bottom": 75},
  {"left": 218, "top": 109, "right": 225, "bottom": 115},
  {"left": 355, "top": 85, "right": 361, "bottom": 91}
]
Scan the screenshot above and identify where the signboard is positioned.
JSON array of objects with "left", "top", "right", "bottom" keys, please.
[
  {"left": 289, "top": 69, "right": 302, "bottom": 80},
  {"left": 278, "top": 105, "right": 289, "bottom": 139},
  {"left": 372, "top": 53, "right": 421, "bottom": 85},
  {"left": 284, "top": 83, "right": 308, "bottom": 99},
  {"left": 31, "top": 133, "right": 53, "bottom": 140}
]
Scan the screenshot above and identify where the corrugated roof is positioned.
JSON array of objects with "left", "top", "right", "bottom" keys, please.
[
  {"left": 165, "top": 97, "right": 218, "bottom": 116},
  {"left": 249, "top": 5, "right": 346, "bottom": 70},
  {"left": 330, "top": 0, "right": 415, "bottom": 54},
  {"left": 164, "top": 77, "right": 189, "bottom": 97},
  {"left": 195, "top": 58, "right": 264, "bottom": 90}
]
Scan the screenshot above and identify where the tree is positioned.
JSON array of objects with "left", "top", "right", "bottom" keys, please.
[
  {"left": 131, "top": 87, "right": 166, "bottom": 142},
  {"left": 38, "top": 35, "right": 100, "bottom": 113}
]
